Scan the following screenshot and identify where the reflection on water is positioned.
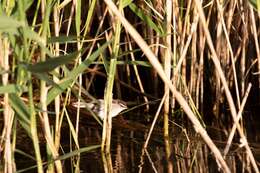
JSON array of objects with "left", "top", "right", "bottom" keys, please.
[
  {"left": 76, "top": 125, "right": 256, "bottom": 173},
  {"left": 8, "top": 113, "right": 260, "bottom": 172},
  {"left": 63, "top": 118, "right": 260, "bottom": 173}
]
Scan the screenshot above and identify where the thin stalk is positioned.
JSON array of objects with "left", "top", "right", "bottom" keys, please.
[
  {"left": 194, "top": 0, "right": 259, "bottom": 171},
  {"left": 143, "top": 93, "right": 167, "bottom": 148},
  {"left": 249, "top": 6, "right": 260, "bottom": 85},
  {"left": 73, "top": 0, "right": 97, "bottom": 138},
  {"left": 53, "top": 1, "right": 61, "bottom": 150},
  {"left": 102, "top": 58, "right": 117, "bottom": 153},
  {"left": 102, "top": 2, "right": 122, "bottom": 152},
  {"left": 215, "top": 0, "right": 223, "bottom": 119},
  {"left": 216, "top": 0, "right": 241, "bottom": 108},
  {"left": 74, "top": 0, "right": 82, "bottom": 172},
  {"left": 103, "top": 1, "right": 230, "bottom": 171},
  {"left": 64, "top": 0, "right": 76, "bottom": 52},
  {"left": 171, "top": 3, "right": 177, "bottom": 110},
  {"left": 197, "top": 2, "right": 213, "bottom": 112},
  {"left": 85, "top": 8, "right": 108, "bottom": 91},
  {"left": 29, "top": 78, "right": 43, "bottom": 173},
  {"left": 223, "top": 83, "right": 252, "bottom": 157},
  {"left": 126, "top": 33, "right": 149, "bottom": 110},
  {"left": 164, "top": 1, "right": 173, "bottom": 172},
  {"left": 40, "top": 0, "right": 62, "bottom": 172},
  {"left": 1, "top": 35, "right": 14, "bottom": 173}
]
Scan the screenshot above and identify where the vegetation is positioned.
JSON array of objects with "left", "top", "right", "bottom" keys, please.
[{"left": 0, "top": 0, "right": 259, "bottom": 172}]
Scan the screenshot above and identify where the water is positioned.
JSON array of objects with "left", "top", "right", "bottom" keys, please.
[{"left": 5, "top": 113, "right": 260, "bottom": 172}]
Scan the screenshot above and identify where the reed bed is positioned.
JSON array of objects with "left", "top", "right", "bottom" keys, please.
[{"left": 0, "top": 0, "right": 259, "bottom": 172}]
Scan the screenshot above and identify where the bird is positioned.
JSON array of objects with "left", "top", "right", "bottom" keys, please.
[{"left": 72, "top": 99, "right": 127, "bottom": 120}]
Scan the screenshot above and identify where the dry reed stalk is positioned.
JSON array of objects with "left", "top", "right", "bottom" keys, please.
[
  {"left": 152, "top": 33, "right": 160, "bottom": 97},
  {"left": 171, "top": 2, "right": 178, "bottom": 110},
  {"left": 40, "top": 1, "right": 62, "bottom": 171},
  {"left": 144, "top": 149, "right": 158, "bottom": 172},
  {"left": 86, "top": 8, "right": 108, "bottom": 91},
  {"left": 53, "top": 3, "right": 61, "bottom": 150},
  {"left": 143, "top": 92, "right": 167, "bottom": 149},
  {"left": 240, "top": 13, "right": 248, "bottom": 98},
  {"left": 103, "top": 0, "right": 230, "bottom": 172},
  {"left": 64, "top": 0, "right": 76, "bottom": 52},
  {"left": 190, "top": 20, "right": 197, "bottom": 99},
  {"left": 179, "top": 0, "right": 192, "bottom": 91},
  {"left": 216, "top": 0, "right": 241, "bottom": 108},
  {"left": 126, "top": 33, "right": 149, "bottom": 110},
  {"left": 102, "top": 1, "right": 123, "bottom": 154},
  {"left": 75, "top": 0, "right": 84, "bottom": 170},
  {"left": 151, "top": 0, "right": 163, "bottom": 98},
  {"left": 226, "top": 0, "right": 236, "bottom": 34},
  {"left": 249, "top": 6, "right": 260, "bottom": 84},
  {"left": 75, "top": 1, "right": 82, "bottom": 145},
  {"left": 223, "top": 83, "right": 252, "bottom": 157},
  {"left": 101, "top": 151, "right": 113, "bottom": 173},
  {"left": 1, "top": 37, "right": 14, "bottom": 173},
  {"left": 164, "top": 1, "right": 173, "bottom": 172},
  {"left": 194, "top": 0, "right": 259, "bottom": 171},
  {"left": 197, "top": 2, "right": 213, "bottom": 112},
  {"left": 173, "top": 14, "right": 199, "bottom": 81},
  {"left": 215, "top": 1, "right": 223, "bottom": 120},
  {"left": 173, "top": 11, "right": 200, "bottom": 118}
]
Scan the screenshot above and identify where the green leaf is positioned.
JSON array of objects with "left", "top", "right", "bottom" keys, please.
[
  {"left": 23, "top": 0, "right": 34, "bottom": 11},
  {"left": 68, "top": 40, "right": 112, "bottom": 79},
  {"left": 129, "top": 3, "right": 163, "bottom": 35},
  {"left": 101, "top": 50, "right": 110, "bottom": 74},
  {"left": 9, "top": 94, "right": 31, "bottom": 136},
  {"left": 249, "top": 0, "right": 260, "bottom": 11},
  {"left": 25, "top": 50, "right": 80, "bottom": 73},
  {"left": 65, "top": 110, "right": 79, "bottom": 147},
  {"left": 0, "top": 15, "right": 24, "bottom": 33},
  {"left": 11, "top": 0, "right": 34, "bottom": 17},
  {"left": 46, "top": 78, "right": 73, "bottom": 106},
  {"left": 46, "top": 40, "right": 111, "bottom": 105},
  {"left": 47, "top": 35, "right": 78, "bottom": 44},
  {"left": 75, "top": 0, "right": 81, "bottom": 35},
  {"left": 128, "top": 60, "right": 151, "bottom": 67},
  {"left": 15, "top": 145, "right": 100, "bottom": 173},
  {"left": 22, "top": 27, "right": 53, "bottom": 56},
  {"left": 33, "top": 73, "right": 63, "bottom": 90},
  {"left": 88, "top": 60, "right": 152, "bottom": 67},
  {"left": 15, "top": 149, "right": 36, "bottom": 161},
  {"left": 122, "top": 0, "right": 133, "bottom": 8},
  {"left": 0, "top": 84, "right": 27, "bottom": 94},
  {"left": 58, "top": 145, "right": 100, "bottom": 161}
]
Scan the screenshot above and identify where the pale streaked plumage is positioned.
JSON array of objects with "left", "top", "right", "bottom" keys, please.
[{"left": 72, "top": 99, "right": 127, "bottom": 119}]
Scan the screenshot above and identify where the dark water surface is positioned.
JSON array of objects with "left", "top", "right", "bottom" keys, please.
[
  {"left": 4, "top": 112, "right": 260, "bottom": 173},
  {"left": 74, "top": 120, "right": 260, "bottom": 173}
]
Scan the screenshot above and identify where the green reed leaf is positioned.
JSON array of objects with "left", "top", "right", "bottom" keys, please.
[
  {"left": 46, "top": 40, "right": 111, "bottom": 105},
  {"left": 25, "top": 50, "right": 80, "bottom": 73},
  {"left": 15, "top": 145, "right": 100, "bottom": 173},
  {"left": 249, "top": 0, "right": 260, "bottom": 11},
  {"left": 46, "top": 78, "right": 73, "bottom": 106},
  {"left": 0, "top": 15, "right": 24, "bottom": 34},
  {"left": 129, "top": 3, "right": 163, "bottom": 35},
  {"left": 47, "top": 35, "right": 78, "bottom": 44},
  {"left": 33, "top": 73, "right": 62, "bottom": 90},
  {"left": 58, "top": 145, "right": 100, "bottom": 160},
  {"left": 0, "top": 84, "right": 27, "bottom": 94},
  {"left": 122, "top": 0, "right": 133, "bottom": 8},
  {"left": 9, "top": 94, "right": 31, "bottom": 136}
]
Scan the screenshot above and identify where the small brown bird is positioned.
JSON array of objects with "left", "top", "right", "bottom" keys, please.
[{"left": 72, "top": 99, "right": 127, "bottom": 119}]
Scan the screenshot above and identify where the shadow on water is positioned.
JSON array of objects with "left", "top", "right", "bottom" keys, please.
[{"left": 10, "top": 108, "right": 260, "bottom": 173}]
